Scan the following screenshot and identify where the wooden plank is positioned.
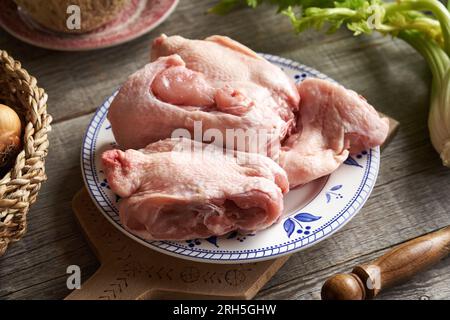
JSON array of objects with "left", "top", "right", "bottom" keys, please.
[
  {"left": 256, "top": 247, "right": 450, "bottom": 300},
  {"left": 255, "top": 162, "right": 450, "bottom": 293},
  {"left": 65, "top": 189, "right": 289, "bottom": 300},
  {"left": 0, "top": 115, "right": 98, "bottom": 298},
  {"left": 0, "top": 0, "right": 449, "bottom": 300}
]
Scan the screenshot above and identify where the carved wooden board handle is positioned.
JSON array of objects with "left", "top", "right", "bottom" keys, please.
[
  {"left": 66, "top": 189, "right": 289, "bottom": 300},
  {"left": 321, "top": 226, "right": 450, "bottom": 300}
]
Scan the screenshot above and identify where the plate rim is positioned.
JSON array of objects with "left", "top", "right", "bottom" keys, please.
[
  {"left": 81, "top": 55, "right": 380, "bottom": 264},
  {"left": 0, "top": 0, "right": 179, "bottom": 51}
]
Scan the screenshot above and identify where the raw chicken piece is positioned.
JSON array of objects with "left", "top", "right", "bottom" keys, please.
[
  {"left": 151, "top": 65, "right": 216, "bottom": 107},
  {"left": 108, "top": 54, "right": 287, "bottom": 155},
  {"left": 109, "top": 34, "right": 389, "bottom": 191},
  {"left": 101, "top": 138, "right": 289, "bottom": 240},
  {"left": 152, "top": 34, "right": 300, "bottom": 124},
  {"left": 279, "top": 78, "right": 389, "bottom": 187}
]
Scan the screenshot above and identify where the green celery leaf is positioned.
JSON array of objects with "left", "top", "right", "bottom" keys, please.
[{"left": 209, "top": 0, "right": 248, "bottom": 14}]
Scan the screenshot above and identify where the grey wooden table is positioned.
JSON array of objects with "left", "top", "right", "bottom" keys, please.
[{"left": 0, "top": 0, "right": 449, "bottom": 300}]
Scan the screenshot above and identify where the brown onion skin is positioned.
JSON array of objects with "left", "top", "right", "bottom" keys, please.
[{"left": 0, "top": 104, "right": 22, "bottom": 169}]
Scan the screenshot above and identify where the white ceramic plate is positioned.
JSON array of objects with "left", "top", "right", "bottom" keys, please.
[{"left": 81, "top": 54, "right": 380, "bottom": 264}]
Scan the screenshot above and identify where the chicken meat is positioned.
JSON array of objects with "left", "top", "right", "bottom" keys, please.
[
  {"left": 101, "top": 138, "right": 289, "bottom": 240},
  {"left": 151, "top": 34, "right": 300, "bottom": 122},
  {"left": 107, "top": 35, "right": 300, "bottom": 154},
  {"left": 103, "top": 35, "right": 390, "bottom": 241},
  {"left": 279, "top": 78, "right": 389, "bottom": 187}
]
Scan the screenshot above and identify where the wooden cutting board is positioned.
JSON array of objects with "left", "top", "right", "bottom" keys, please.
[
  {"left": 66, "top": 115, "right": 399, "bottom": 300},
  {"left": 67, "top": 189, "right": 289, "bottom": 300}
]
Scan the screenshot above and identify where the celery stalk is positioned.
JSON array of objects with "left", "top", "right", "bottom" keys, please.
[{"left": 399, "top": 31, "right": 450, "bottom": 164}]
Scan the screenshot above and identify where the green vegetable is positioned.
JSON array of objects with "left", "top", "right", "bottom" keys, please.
[{"left": 211, "top": 0, "right": 450, "bottom": 166}]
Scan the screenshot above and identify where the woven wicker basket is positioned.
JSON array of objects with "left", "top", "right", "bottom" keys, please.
[{"left": 0, "top": 50, "right": 52, "bottom": 256}]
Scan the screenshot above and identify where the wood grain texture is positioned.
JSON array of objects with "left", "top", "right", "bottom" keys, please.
[
  {"left": 321, "top": 226, "right": 450, "bottom": 299},
  {"left": 66, "top": 189, "right": 289, "bottom": 300},
  {"left": 256, "top": 243, "right": 450, "bottom": 300},
  {"left": 0, "top": 0, "right": 449, "bottom": 299}
]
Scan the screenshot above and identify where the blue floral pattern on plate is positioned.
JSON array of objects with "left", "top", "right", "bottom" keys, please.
[
  {"left": 344, "top": 150, "right": 369, "bottom": 168},
  {"left": 326, "top": 185, "right": 343, "bottom": 203},
  {"left": 283, "top": 213, "right": 322, "bottom": 238}
]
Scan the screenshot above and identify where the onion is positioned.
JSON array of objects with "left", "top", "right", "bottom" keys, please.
[{"left": 0, "top": 104, "right": 22, "bottom": 168}]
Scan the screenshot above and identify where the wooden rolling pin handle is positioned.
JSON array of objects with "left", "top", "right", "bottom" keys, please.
[{"left": 321, "top": 226, "right": 450, "bottom": 300}]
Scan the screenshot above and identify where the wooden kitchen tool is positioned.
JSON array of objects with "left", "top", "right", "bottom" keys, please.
[
  {"left": 67, "top": 114, "right": 398, "bottom": 300},
  {"left": 321, "top": 226, "right": 450, "bottom": 300}
]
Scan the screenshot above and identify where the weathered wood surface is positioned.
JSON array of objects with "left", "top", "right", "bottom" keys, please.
[
  {"left": 0, "top": 0, "right": 449, "bottom": 299},
  {"left": 66, "top": 189, "right": 290, "bottom": 300}
]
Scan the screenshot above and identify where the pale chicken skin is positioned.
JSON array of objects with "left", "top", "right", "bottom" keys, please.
[
  {"left": 102, "top": 138, "right": 289, "bottom": 241},
  {"left": 151, "top": 34, "right": 300, "bottom": 123},
  {"left": 108, "top": 57, "right": 289, "bottom": 154},
  {"left": 103, "top": 35, "right": 390, "bottom": 241},
  {"left": 279, "top": 78, "right": 389, "bottom": 187},
  {"left": 107, "top": 35, "right": 300, "bottom": 153}
]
